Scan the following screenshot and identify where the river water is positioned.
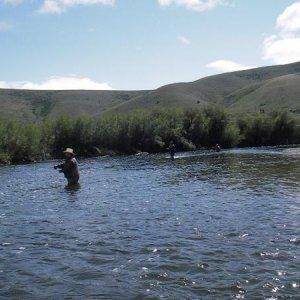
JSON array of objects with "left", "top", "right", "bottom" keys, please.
[{"left": 0, "top": 148, "right": 299, "bottom": 299}]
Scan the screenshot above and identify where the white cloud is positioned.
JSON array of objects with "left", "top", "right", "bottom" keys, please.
[
  {"left": 39, "top": 0, "right": 115, "bottom": 14},
  {"left": 263, "top": 35, "right": 300, "bottom": 64},
  {"left": 262, "top": 1, "right": 300, "bottom": 64},
  {"left": 0, "top": 76, "right": 114, "bottom": 90},
  {"left": 206, "top": 60, "right": 254, "bottom": 73},
  {"left": 178, "top": 35, "right": 191, "bottom": 45},
  {"left": 3, "top": 0, "right": 225, "bottom": 14},
  {"left": 157, "top": 0, "right": 227, "bottom": 13},
  {"left": 276, "top": 1, "right": 300, "bottom": 33},
  {"left": 0, "top": 21, "right": 12, "bottom": 32}
]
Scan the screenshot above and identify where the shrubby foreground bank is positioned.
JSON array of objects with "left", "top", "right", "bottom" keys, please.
[{"left": 0, "top": 106, "right": 299, "bottom": 164}]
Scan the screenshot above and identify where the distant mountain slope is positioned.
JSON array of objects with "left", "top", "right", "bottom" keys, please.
[
  {"left": 110, "top": 62, "right": 300, "bottom": 114},
  {"left": 228, "top": 74, "right": 300, "bottom": 113},
  {"left": 0, "top": 89, "right": 148, "bottom": 121},
  {"left": 0, "top": 61, "right": 299, "bottom": 120}
]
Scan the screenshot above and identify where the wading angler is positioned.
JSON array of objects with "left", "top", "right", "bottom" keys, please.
[{"left": 54, "top": 148, "right": 80, "bottom": 186}]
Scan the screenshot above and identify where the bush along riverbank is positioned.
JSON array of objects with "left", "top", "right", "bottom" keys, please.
[{"left": 0, "top": 106, "right": 299, "bottom": 165}]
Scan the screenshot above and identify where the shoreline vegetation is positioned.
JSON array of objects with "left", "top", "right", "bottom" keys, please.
[{"left": 0, "top": 106, "right": 299, "bottom": 165}]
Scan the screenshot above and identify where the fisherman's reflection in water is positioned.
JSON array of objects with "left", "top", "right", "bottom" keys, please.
[{"left": 65, "top": 185, "right": 80, "bottom": 202}]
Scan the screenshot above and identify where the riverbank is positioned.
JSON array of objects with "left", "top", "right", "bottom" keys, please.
[
  {"left": 0, "top": 107, "right": 299, "bottom": 165},
  {"left": 1, "top": 144, "right": 300, "bottom": 167}
]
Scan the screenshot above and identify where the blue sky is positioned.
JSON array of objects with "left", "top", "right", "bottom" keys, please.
[{"left": 0, "top": 0, "right": 300, "bottom": 90}]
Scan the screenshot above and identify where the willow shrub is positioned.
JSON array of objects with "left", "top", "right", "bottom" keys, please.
[
  {"left": 0, "top": 120, "right": 41, "bottom": 163},
  {"left": 0, "top": 108, "right": 298, "bottom": 164},
  {"left": 237, "top": 111, "right": 297, "bottom": 147}
]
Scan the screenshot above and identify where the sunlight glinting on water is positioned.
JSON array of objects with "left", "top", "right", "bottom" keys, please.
[{"left": 0, "top": 148, "right": 299, "bottom": 298}]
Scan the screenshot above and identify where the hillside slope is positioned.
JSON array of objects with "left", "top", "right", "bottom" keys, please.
[
  {"left": 0, "top": 61, "right": 299, "bottom": 120},
  {"left": 110, "top": 62, "right": 300, "bottom": 114},
  {"left": 0, "top": 89, "right": 148, "bottom": 121},
  {"left": 228, "top": 74, "right": 300, "bottom": 113}
]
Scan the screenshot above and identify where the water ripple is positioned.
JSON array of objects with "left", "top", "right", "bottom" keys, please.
[{"left": 0, "top": 147, "right": 299, "bottom": 298}]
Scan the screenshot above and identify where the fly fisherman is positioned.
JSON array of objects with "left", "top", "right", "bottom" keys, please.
[
  {"left": 213, "top": 144, "right": 221, "bottom": 152},
  {"left": 168, "top": 141, "right": 176, "bottom": 160},
  {"left": 54, "top": 148, "right": 80, "bottom": 186}
]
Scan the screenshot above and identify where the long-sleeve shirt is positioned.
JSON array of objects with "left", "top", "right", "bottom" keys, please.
[{"left": 56, "top": 157, "right": 79, "bottom": 185}]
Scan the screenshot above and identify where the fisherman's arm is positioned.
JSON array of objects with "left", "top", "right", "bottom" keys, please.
[
  {"left": 59, "top": 160, "right": 75, "bottom": 173},
  {"left": 54, "top": 163, "right": 66, "bottom": 170}
]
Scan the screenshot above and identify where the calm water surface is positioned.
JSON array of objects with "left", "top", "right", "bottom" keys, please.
[{"left": 0, "top": 148, "right": 299, "bottom": 299}]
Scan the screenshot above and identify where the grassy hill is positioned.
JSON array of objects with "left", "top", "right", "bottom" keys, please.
[
  {"left": 0, "top": 61, "right": 299, "bottom": 121},
  {"left": 226, "top": 74, "right": 300, "bottom": 113},
  {"left": 110, "top": 62, "right": 300, "bottom": 115},
  {"left": 0, "top": 89, "right": 148, "bottom": 121}
]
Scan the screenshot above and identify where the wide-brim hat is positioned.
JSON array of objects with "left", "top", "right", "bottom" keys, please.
[{"left": 63, "top": 148, "right": 75, "bottom": 156}]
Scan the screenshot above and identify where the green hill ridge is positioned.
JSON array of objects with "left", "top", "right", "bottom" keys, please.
[{"left": 0, "top": 61, "right": 299, "bottom": 121}]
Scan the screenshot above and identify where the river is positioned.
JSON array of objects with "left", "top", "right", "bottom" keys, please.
[{"left": 0, "top": 148, "right": 299, "bottom": 299}]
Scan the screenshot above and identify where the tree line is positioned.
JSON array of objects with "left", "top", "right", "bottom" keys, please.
[{"left": 0, "top": 106, "right": 299, "bottom": 164}]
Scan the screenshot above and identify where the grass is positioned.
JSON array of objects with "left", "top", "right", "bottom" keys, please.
[{"left": 0, "top": 61, "right": 299, "bottom": 120}]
